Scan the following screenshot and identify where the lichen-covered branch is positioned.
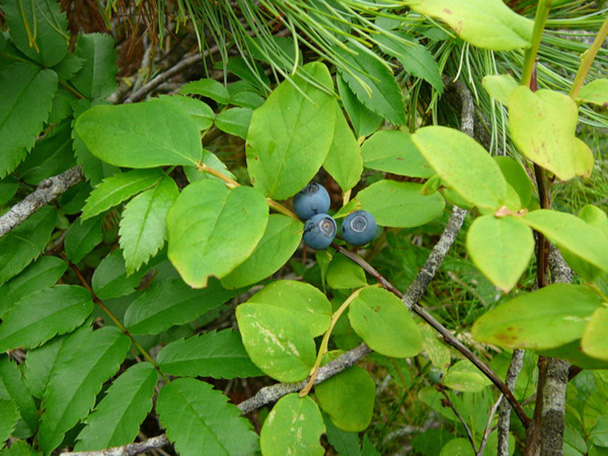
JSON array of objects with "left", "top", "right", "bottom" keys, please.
[
  {"left": 498, "top": 349, "right": 525, "bottom": 456},
  {"left": 59, "top": 434, "right": 170, "bottom": 456},
  {"left": 0, "top": 166, "right": 83, "bottom": 238}
]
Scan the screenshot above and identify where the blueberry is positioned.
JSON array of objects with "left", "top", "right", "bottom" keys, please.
[
  {"left": 429, "top": 367, "right": 444, "bottom": 385},
  {"left": 340, "top": 210, "right": 377, "bottom": 246},
  {"left": 293, "top": 182, "right": 331, "bottom": 221},
  {"left": 303, "top": 213, "right": 337, "bottom": 250}
]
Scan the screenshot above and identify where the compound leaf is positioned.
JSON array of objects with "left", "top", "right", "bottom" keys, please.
[
  {"left": 65, "top": 216, "right": 104, "bottom": 264},
  {"left": 71, "top": 33, "right": 117, "bottom": 99}
]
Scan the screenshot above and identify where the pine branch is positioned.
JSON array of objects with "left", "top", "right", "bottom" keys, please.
[{"left": 0, "top": 166, "right": 83, "bottom": 238}]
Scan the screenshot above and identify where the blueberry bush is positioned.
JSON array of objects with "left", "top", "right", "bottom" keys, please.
[{"left": 0, "top": 0, "right": 607, "bottom": 455}]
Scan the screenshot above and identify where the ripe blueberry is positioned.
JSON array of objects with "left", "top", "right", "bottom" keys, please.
[
  {"left": 340, "top": 210, "right": 377, "bottom": 246},
  {"left": 303, "top": 213, "right": 337, "bottom": 250},
  {"left": 293, "top": 182, "right": 331, "bottom": 221}
]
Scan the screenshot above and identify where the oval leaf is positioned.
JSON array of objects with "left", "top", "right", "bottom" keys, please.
[
  {"left": 582, "top": 308, "right": 608, "bottom": 362},
  {"left": 167, "top": 180, "right": 269, "bottom": 288}
]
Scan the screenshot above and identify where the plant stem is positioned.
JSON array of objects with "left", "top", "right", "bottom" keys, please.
[
  {"left": 299, "top": 287, "right": 365, "bottom": 396},
  {"left": 521, "top": 0, "right": 552, "bottom": 88},
  {"left": 569, "top": 16, "right": 608, "bottom": 99}
]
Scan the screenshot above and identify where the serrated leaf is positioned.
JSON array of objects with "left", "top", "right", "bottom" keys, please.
[
  {"left": 375, "top": 31, "right": 444, "bottom": 94},
  {"left": 0, "top": 356, "right": 37, "bottom": 437},
  {"left": 38, "top": 326, "right": 130, "bottom": 454},
  {"left": 466, "top": 215, "right": 534, "bottom": 292},
  {"left": 0, "top": 256, "right": 67, "bottom": 316},
  {"left": 246, "top": 280, "right": 332, "bottom": 337},
  {"left": 120, "top": 177, "right": 179, "bottom": 274},
  {"left": 246, "top": 62, "right": 337, "bottom": 199},
  {"left": 337, "top": 74, "right": 382, "bottom": 138},
  {"left": 75, "top": 99, "right": 202, "bottom": 168},
  {"left": 158, "top": 95, "right": 215, "bottom": 131},
  {"left": 472, "top": 284, "right": 603, "bottom": 350},
  {"left": 325, "top": 418, "right": 361, "bottom": 456},
  {"left": 404, "top": 0, "right": 532, "bottom": 51},
  {"left": 356, "top": 180, "right": 445, "bottom": 228},
  {"left": 361, "top": 130, "right": 433, "bottom": 178},
  {"left": 1, "top": 0, "right": 69, "bottom": 66},
  {"left": 215, "top": 107, "right": 252, "bottom": 139},
  {"left": 71, "top": 33, "right": 118, "bottom": 99},
  {"left": 65, "top": 216, "right": 104, "bottom": 264},
  {"left": 0, "top": 399, "right": 19, "bottom": 443},
  {"left": 582, "top": 308, "right": 608, "bottom": 362},
  {"left": 336, "top": 44, "right": 405, "bottom": 125},
  {"left": 167, "top": 179, "right": 269, "bottom": 288},
  {"left": 349, "top": 287, "right": 421, "bottom": 358},
  {"left": 523, "top": 210, "right": 608, "bottom": 274},
  {"left": 181, "top": 78, "right": 230, "bottom": 104},
  {"left": 323, "top": 105, "right": 363, "bottom": 192},
  {"left": 236, "top": 303, "right": 316, "bottom": 382},
  {"left": 509, "top": 87, "right": 593, "bottom": 180},
  {"left": 82, "top": 168, "right": 164, "bottom": 220},
  {"left": 442, "top": 360, "right": 492, "bottom": 392},
  {"left": 0, "top": 285, "right": 94, "bottom": 352},
  {"left": 482, "top": 74, "right": 518, "bottom": 105},
  {"left": 74, "top": 363, "right": 157, "bottom": 451},
  {"left": 221, "top": 214, "right": 303, "bottom": 289},
  {"left": 124, "top": 278, "right": 239, "bottom": 335},
  {"left": 0, "top": 440, "right": 42, "bottom": 456},
  {"left": 0, "top": 63, "right": 58, "bottom": 178},
  {"left": 412, "top": 126, "right": 507, "bottom": 210},
  {"left": 316, "top": 363, "right": 375, "bottom": 432},
  {"left": 0, "top": 206, "right": 57, "bottom": 287},
  {"left": 91, "top": 249, "right": 151, "bottom": 300},
  {"left": 157, "top": 378, "right": 258, "bottom": 456},
  {"left": 51, "top": 52, "right": 85, "bottom": 81},
  {"left": 577, "top": 79, "right": 608, "bottom": 108},
  {"left": 157, "top": 330, "right": 263, "bottom": 378},
  {"left": 260, "top": 394, "right": 325, "bottom": 456}
]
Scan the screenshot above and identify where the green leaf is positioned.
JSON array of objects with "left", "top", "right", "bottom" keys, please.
[
  {"left": 0, "top": 399, "right": 19, "bottom": 443},
  {"left": 0, "top": 206, "right": 56, "bottom": 287},
  {"left": 124, "top": 278, "right": 239, "bottom": 335},
  {"left": 579, "top": 205, "right": 608, "bottom": 234},
  {"left": 509, "top": 87, "right": 594, "bottom": 180},
  {"left": 91, "top": 249, "right": 151, "bottom": 299},
  {"left": 181, "top": 78, "right": 230, "bottom": 104},
  {"left": 71, "top": 33, "right": 117, "bottom": 99},
  {"left": 158, "top": 95, "right": 215, "bottom": 131},
  {"left": 482, "top": 74, "right": 518, "bottom": 105},
  {"left": 74, "top": 363, "right": 157, "bottom": 451},
  {"left": 472, "top": 284, "right": 603, "bottom": 350},
  {"left": 0, "top": 440, "right": 41, "bottom": 456},
  {"left": 337, "top": 74, "right": 382, "bottom": 138},
  {"left": 466, "top": 215, "right": 534, "bottom": 292},
  {"left": 38, "top": 326, "right": 130, "bottom": 454},
  {"left": 157, "top": 378, "right": 258, "bottom": 456},
  {"left": 0, "top": 285, "right": 94, "bottom": 352},
  {"left": 412, "top": 126, "right": 507, "bottom": 210},
  {"left": 119, "top": 177, "right": 179, "bottom": 274},
  {"left": 184, "top": 151, "right": 236, "bottom": 184},
  {"left": 82, "top": 168, "right": 164, "bottom": 220},
  {"left": 0, "top": 256, "right": 67, "bottom": 316},
  {"left": 260, "top": 394, "right": 325, "bottom": 456},
  {"left": 0, "top": 63, "right": 58, "bottom": 177},
  {"left": 361, "top": 130, "right": 434, "bottom": 178},
  {"left": 419, "top": 323, "right": 450, "bottom": 371},
  {"left": 246, "top": 62, "right": 337, "bottom": 199},
  {"left": 23, "top": 335, "right": 64, "bottom": 399},
  {"left": 157, "top": 330, "right": 263, "bottom": 378},
  {"left": 236, "top": 303, "right": 316, "bottom": 382},
  {"left": 325, "top": 418, "right": 361, "bottom": 456},
  {"left": 440, "top": 438, "right": 474, "bottom": 456},
  {"left": 51, "top": 52, "right": 84, "bottom": 81},
  {"left": 577, "top": 79, "right": 608, "bottom": 108},
  {"left": 230, "top": 91, "right": 265, "bottom": 109},
  {"left": 75, "top": 99, "right": 202, "bottom": 168},
  {"left": 582, "top": 308, "right": 608, "bottom": 362},
  {"left": 494, "top": 156, "right": 534, "bottom": 208},
  {"left": 0, "top": 356, "right": 37, "bottom": 437},
  {"left": 0, "top": 177, "right": 18, "bottom": 205},
  {"left": 167, "top": 180, "right": 269, "bottom": 288},
  {"left": 221, "top": 214, "right": 303, "bottom": 289},
  {"left": 523, "top": 210, "right": 608, "bottom": 274},
  {"left": 327, "top": 254, "right": 367, "bottom": 290},
  {"left": 356, "top": 180, "right": 445, "bottom": 228},
  {"left": 215, "top": 108, "right": 252, "bottom": 139},
  {"left": 404, "top": 0, "right": 532, "bottom": 50},
  {"left": 348, "top": 287, "right": 421, "bottom": 358},
  {"left": 65, "top": 216, "right": 104, "bottom": 264},
  {"left": 1, "top": 0, "right": 69, "bottom": 66},
  {"left": 246, "top": 280, "right": 332, "bottom": 337},
  {"left": 323, "top": 105, "right": 363, "bottom": 192},
  {"left": 442, "top": 360, "right": 493, "bottom": 392},
  {"left": 375, "top": 31, "right": 444, "bottom": 94},
  {"left": 590, "top": 416, "right": 608, "bottom": 447},
  {"left": 336, "top": 44, "right": 405, "bottom": 125},
  {"left": 316, "top": 362, "right": 375, "bottom": 432}
]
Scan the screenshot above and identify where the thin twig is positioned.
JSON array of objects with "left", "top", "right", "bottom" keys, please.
[
  {"left": 0, "top": 166, "right": 83, "bottom": 238},
  {"left": 478, "top": 394, "right": 503, "bottom": 456},
  {"left": 438, "top": 386, "right": 477, "bottom": 451},
  {"left": 497, "top": 349, "right": 525, "bottom": 456}
]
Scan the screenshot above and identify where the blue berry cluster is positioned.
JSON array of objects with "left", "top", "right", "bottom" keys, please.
[{"left": 295, "top": 182, "right": 377, "bottom": 250}]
